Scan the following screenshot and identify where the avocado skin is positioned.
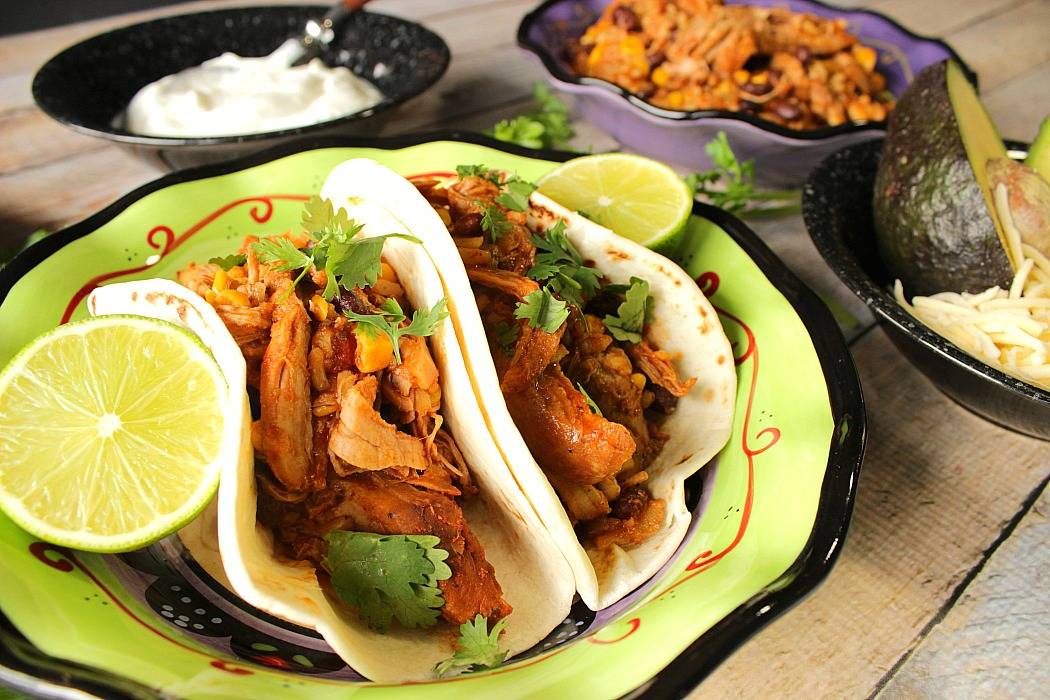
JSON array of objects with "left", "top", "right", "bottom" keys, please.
[{"left": 873, "top": 61, "right": 1012, "bottom": 297}]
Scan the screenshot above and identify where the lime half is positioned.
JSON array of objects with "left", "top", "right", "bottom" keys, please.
[
  {"left": 0, "top": 315, "right": 227, "bottom": 552},
  {"left": 536, "top": 153, "right": 693, "bottom": 253}
]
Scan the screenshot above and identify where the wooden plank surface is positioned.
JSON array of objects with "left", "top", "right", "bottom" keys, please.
[{"left": 0, "top": 1, "right": 1048, "bottom": 698}]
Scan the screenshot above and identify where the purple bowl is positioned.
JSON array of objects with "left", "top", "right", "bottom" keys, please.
[{"left": 519, "top": 0, "right": 972, "bottom": 185}]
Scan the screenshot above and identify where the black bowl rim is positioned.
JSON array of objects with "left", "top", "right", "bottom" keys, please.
[
  {"left": 802, "top": 138, "right": 1050, "bottom": 411},
  {"left": 30, "top": 5, "right": 451, "bottom": 147},
  {"left": 517, "top": 0, "right": 976, "bottom": 141},
  {"left": 0, "top": 131, "right": 866, "bottom": 699}
]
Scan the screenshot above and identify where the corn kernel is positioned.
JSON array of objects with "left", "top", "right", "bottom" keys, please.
[
  {"left": 211, "top": 267, "right": 229, "bottom": 292},
  {"left": 630, "top": 372, "right": 647, "bottom": 389},
  {"left": 228, "top": 266, "right": 246, "bottom": 280},
  {"left": 438, "top": 208, "right": 452, "bottom": 227},
  {"left": 204, "top": 289, "right": 218, "bottom": 305},
  {"left": 216, "top": 289, "right": 250, "bottom": 307},
  {"left": 588, "top": 44, "right": 604, "bottom": 67},
  {"left": 429, "top": 383, "right": 442, "bottom": 409},
  {"left": 852, "top": 45, "right": 877, "bottom": 73},
  {"left": 651, "top": 66, "right": 670, "bottom": 87},
  {"left": 309, "top": 294, "right": 330, "bottom": 321},
  {"left": 751, "top": 71, "right": 768, "bottom": 86},
  {"left": 733, "top": 69, "right": 749, "bottom": 85},
  {"left": 621, "top": 36, "right": 645, "bottom": 56},
  {"left": 354, "top": 326, "right": 394, "bottom": 373},
  {"left": 379, "top": 262, "right": 397, "bottom": 283},
  {"left": 667, "top": 91, "right": 684, "bottom": 109}
]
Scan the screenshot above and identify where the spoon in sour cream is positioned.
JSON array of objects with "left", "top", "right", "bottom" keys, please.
[{"left": 124, "top": 0, "right": 381, "bottom": 138}]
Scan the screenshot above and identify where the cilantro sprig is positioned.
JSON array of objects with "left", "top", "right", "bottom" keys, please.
[
  {"left": 495, "top": 179, "right": 536, "bottom": 213},
  {"left": 514, "top": 287, "right": 569, "bottom": 333},
  {"left": 493, "top": 321, "right": 520, "bottom": 356},
  {"left": 685, "top": 133, "right": 800, "bottom": 218},
  {"left": 250, "top": 196, "right": 420, "bottom": 301},
  {"left": 602, "top": 277, "right": 653, "bottom": 344},
  {"left": 435, "top": 614, "right": 509, "bottom": 677},
  {"left": 527, "top": 220, "right": 601, "bottom": 310},
  {"left": 489, "top": 83, "right": 575, "bottom": 150},
  {"left": 479, "top": 202, "right": 511, "bottom": 242},
  {"left": 323, "top": 532, "right": 451, "bottom": 633},
  {"left": 344, "top": 298, "right": 449, "bottom": 364},
  {"left": 456, "top": 164, "right": 503, "bottom": 184}
]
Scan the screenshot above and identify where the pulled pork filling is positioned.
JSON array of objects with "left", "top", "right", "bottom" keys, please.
[
  {"left": 178, "top": 234, "right": 511, "bottom": 626},
  {"left": 414, "top": 173, "right": 696, "bottom": 552}
]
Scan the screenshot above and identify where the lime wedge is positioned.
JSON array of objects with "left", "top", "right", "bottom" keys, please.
[
  {"left": 0, "top": 315, "right": 227, "bottom": 552},
  {"left": 536, "top": 153, "right": 693, "bottom": 253}
]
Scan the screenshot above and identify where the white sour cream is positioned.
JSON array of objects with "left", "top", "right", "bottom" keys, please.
[{"left": 125, "top": 50, "right": 384, "bottom": 138}]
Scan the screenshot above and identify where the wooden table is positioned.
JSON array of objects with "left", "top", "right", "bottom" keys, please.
[{"left": 1, "top": 1, "right": 1048, "bottom": 697}]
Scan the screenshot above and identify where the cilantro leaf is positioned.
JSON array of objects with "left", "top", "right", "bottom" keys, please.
[
  {"left": 577, "top": 383, "right": 603, "bottom": 416},
  {"left": 685, "top": 132, "right": 800, "bottom": 218},
  {"left": 493, "top": 321, "right": 520, "bottom": 356},
  {"left": 456, "top": 165, "right": 503, "bottom": 184},
  {"left": 479, "top": 202, "right": 511, "bottom": 242},
  {"left": 514, "top": 287, "right": 568, "bottom": 333},
  {"left": 344, "top": 298, "right": 449, "bottom": 364},
  {"left": 252, "top": 237, "right": 312, "bottom": 273},
  {"left": 329, "top": 233, "right": 419, "bottom": 296},
  {"left": 435, "top": 614, "right": 509, "bottom": 677},
  {"left": 488, "top": 82, "right": 575, "bottom": 150},
  {"left": 302, "top": 195, "right": 356, "bottom": 242},
  {"left": 527, "top": 220, "right": 601, "bottom": 309},
  {"left": 208, "top": 253, "right": 247, "bottom": 270},
  {"left": 602, "top": 277, "right": 652, "bottom": 344},
  {"left": 323, "top": 532, "right": 451, "bottom": 633},
  {"left": 494, "top": 179, "right": 537, "bottom": 212}
]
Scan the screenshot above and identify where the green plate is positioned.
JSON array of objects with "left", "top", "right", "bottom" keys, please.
[{"left": 0, "top": 134, "right": 864, "bottom": 699}]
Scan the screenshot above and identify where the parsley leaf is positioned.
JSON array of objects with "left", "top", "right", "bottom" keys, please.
[
  {"left": 479, "top": 202, "right": 511, "bottom": 242},
  {"left": 208, "top": 253, "right": 247, "bottom": 270},
  {"left": 685, "top": 132, "right": 800, "bottom": 218},
  {"left": 343, "top": 298, "right": 449, "bottom": 364},
  {"left": 577, "top": 383, "right": 603, "bottom": 416},
  {"left": 489, "top": 82, "right": 575, "bottom": 150},
  {"left": 514, "top": 287, "right": 568, "bottom": 333},
  {"left": 435, "top": 614, "right": 509, "bottom": 677},
  {"left": 323, "top": 532, "right": 451, "bottom": 633},
  {"left": 493, "top": 321, "right": 520, "bottom": 356},
  {"left": 494, "top": 179, "right": 537, "bottom": 212},
  {"left": 527, "top": 220, "right": 601, "bottom": 309},
  {"left": 602, "top": 277, "right": 652, "bottom": 344}
]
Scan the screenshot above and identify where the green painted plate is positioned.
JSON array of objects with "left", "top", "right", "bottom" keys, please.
[{"left": 0, "top": 134, "right": 864, "bottom": 699}]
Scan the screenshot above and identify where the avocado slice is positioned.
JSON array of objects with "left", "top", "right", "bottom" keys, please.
[
  {"left": 873, "top": 60, "right": 1012, "bottom": 296},
  {"left": 1024, "top": 117, "right": 1050, "bottom": 181}
]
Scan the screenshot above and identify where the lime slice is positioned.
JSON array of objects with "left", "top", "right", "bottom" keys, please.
[
  {"left": 0, "top": 315, "right": 227, "bottom": 552},
  {"left": 536, "top": 153, "right": 693, "bottom": 253}
]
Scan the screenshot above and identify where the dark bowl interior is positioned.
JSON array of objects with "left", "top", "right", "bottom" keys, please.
[
  {"left": 31, "top": 5, "right": 449, "bottom": 169},
  {"left": 802, "top": 139, "right": 1050, "bottom": 440}
]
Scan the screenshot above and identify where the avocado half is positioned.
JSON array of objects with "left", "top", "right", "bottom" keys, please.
[{"left": 873, "top": 60, "right": 1011, "bottom": 296}]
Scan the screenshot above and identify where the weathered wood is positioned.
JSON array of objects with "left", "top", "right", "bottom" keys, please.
[
  {"left": 691, "top": 328, "right": 1050, "bottom": 699},
  {"left": 876, "top": 484, "right": 1050, "bottom": 700},
  {"left": 983, "top": 60, "right": 1050, "bottom": 143},
  {"left": 945, "top": 0, "right": 1050, "bottom": 92},
  {"left": 864, "top": 0, "right": 1025, "bottom": 38}
]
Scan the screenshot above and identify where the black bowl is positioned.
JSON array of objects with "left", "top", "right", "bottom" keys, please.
[
  {"left": 803, "top": 139, "right": 1050, "bottom": 440},
  {"left": 31, "top": 5, "right": 450, "bottom": 170}
]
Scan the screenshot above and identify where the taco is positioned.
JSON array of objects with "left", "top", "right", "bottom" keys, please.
[
  {"left": 92, "top": 191, "right": 574, "bottom": 681},
  {"left": 320, "top": 160, "right": 736, "bottom": 610}
]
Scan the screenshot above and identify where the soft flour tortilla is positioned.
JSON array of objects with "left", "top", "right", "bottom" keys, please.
[
  {"left": 321, "top": 159, "right": 736, "bottom": 610},
  {"left": 85, "top": 219, "right": 575, "bottom": 680}
]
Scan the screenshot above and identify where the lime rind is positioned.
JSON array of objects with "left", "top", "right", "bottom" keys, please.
[{"left": 0, "top": 314, "right": 226, "bottom": 552}]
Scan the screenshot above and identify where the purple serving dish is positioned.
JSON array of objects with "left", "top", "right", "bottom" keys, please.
[{"left": 519, "top": 0, "right": 972, "bottom": 185}]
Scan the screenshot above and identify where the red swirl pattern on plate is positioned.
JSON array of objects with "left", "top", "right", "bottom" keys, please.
[{"left": 60, "top": 195, "right": 310, "bottom": 323}]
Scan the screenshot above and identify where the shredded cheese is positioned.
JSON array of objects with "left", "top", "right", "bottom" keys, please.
[{"left": 895, "top": 183, "right": 1050, "bottom": 391}]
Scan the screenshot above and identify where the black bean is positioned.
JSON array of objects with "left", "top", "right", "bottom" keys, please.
[
  {"left": 649, "top": 383, "right": 678, "bottom": 414},
  {"left": 740, "top": 81, "right": 773, "bottom": 96},
  {"left": 794, "top": 46, "right": 812, "bottom": 64},
  {"left": 646, "top": 50, "right": 666, "bottom": 68},
  {"left": 770, "top": 99, "right": 802, "bottom": 121},
  {"left": 451, "top": 212, "right": 482, "bottom": 236},
  {"left": 611, "top": 5, "right": 640, "bottom": 31}
]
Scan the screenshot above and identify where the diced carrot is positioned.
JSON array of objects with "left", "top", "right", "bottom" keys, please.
[{"left": 354, "top": 326, "right": 394, "bottom": 373}]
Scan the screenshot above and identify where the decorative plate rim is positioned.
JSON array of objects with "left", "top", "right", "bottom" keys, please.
[
  {"left": 0, "top": 131, "right": 866, "bottom": 699},
  {"left": 516, "top": 0, "right": 976, "bottom": 141},
  {"left": 30, "top": 5, "right": 451, "bottom": 147},
  {"left": 802, "top": 138, "right": 1050, "bottom": 408}
]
